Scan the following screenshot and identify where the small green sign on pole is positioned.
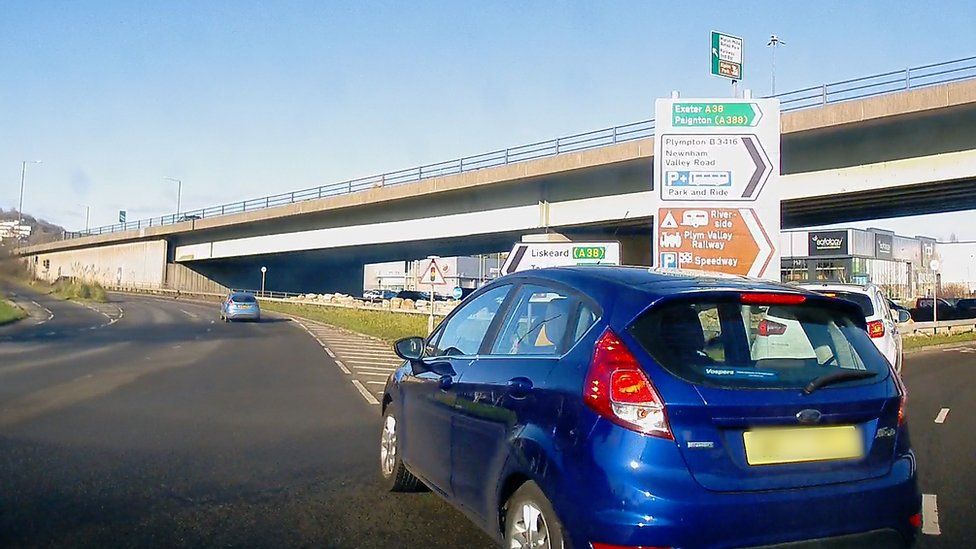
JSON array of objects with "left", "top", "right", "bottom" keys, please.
[
  {"left": 711, "top": 31, "right": 743, "bottom": 81},
  {"left": 119, "top": 210, "right": 126, "bottom": 223}
]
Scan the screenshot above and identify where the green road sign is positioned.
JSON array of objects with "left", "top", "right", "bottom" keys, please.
[
  {"left": 711, "top": 31, "right": 743, "bottom": 80},
  {"left": 572, "top": 246, "right": 606, "bottom": 260},
  {"left": 671, "top": 102, "right": 762, "bottom": 127}
]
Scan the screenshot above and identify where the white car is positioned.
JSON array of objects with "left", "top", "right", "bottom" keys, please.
[{"left": 798, "top": 283, "right": 910, "bottom": 373}]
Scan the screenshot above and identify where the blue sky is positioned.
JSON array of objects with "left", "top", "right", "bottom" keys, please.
[{"left": 2, "top": 0, "right": 975, "bottom": 238}]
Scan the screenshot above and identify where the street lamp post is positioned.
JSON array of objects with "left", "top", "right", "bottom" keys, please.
[
  {"left": 260, "top": 266, "right": 267, "bottom": 295},
  {"left": 767, "top": 34, "right": 786, "bottom": 96},
  {"left": 18, "top": 160, "right": 42, "bottom": 222},
  {"left": 164, "top": 177, "right": 182, "bottom": 216},
  {"left": 80, "top": 204, "right": 91, "bottom": 233}
]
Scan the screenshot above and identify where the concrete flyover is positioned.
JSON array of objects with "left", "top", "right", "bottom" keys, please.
[{"left": 18, "top": 78, "right": 976, "bottom": 294}]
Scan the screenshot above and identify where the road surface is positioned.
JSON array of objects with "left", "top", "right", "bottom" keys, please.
[{"left": 0, "top": 285, "right": 970, "bottom": 547}]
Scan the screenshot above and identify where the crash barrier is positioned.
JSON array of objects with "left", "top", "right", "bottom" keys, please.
[
  {"left": 255, "top": 294, "right": 456, "bottom": 317},
  {"left": 900, "top": 319, "right": 976, "bottom": 337},
  {"left": 104, "top": 285, "right": 225, "bottom": 302}
]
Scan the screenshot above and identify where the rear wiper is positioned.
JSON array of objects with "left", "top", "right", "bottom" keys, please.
[{"left": 803, "top": 370, "right": 878, "bottom": 394}]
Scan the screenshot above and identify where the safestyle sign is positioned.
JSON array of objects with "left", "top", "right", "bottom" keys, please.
[{"left": 654, "top": 98, "right": 781, "bottom": 279}]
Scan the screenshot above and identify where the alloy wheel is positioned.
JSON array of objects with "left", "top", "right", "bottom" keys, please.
[
  {"left": 509, "top": 502, "right": 551, "bottom": 549},
  {"left": 380, "top": 414, "right": 397, "bottom": 477}
]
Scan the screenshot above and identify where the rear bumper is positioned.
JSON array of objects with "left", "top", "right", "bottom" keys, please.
[
  {"left": 560, "top": 449, "right": 920, "bottom": 549},
  {"left": 227, "top": 309, "right": 260, "bottom": 320}
]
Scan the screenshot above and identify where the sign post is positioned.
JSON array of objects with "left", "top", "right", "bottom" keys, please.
[
  {"left": 260, "top": 266, "right": 268, "bottom": 295},
  {"left": 501, "top": 242, "right": 621, "bottom": 275},
  {"left": 654, "top": 98, "right": 781, "bottom": 279},
  {"left": 420, "top": 256, "right": 447, "bottom": 334}
]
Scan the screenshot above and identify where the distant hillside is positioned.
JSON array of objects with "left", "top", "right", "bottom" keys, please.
[{"left": 0, "top": 209, "right": 66, "bottom": 245}]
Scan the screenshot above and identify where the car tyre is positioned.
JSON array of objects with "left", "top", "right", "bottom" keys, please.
[
  {"left": 380, "top": 405, "right": 422, "bottom": 492},
  {"left": 503, "top": 481, "right": 567, "bottom": 549}
]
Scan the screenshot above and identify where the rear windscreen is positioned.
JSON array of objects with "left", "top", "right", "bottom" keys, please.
[
  {"left": 232, "top": 294, "right": 257, "bottom": 303},
  {"left": 816, "top": 291, "right": 874, "bottom": 317},
  {"left": 629, "top": 298, "right": 889, "bottom": 389}
]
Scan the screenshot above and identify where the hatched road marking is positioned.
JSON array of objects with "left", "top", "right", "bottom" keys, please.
[{"left": 288, "top": 317, "right": 401, "bottom": 405}]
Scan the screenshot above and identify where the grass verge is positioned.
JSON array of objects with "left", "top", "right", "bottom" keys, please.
[
  {"left": 52, "top": 279, "right": 109, "bottom": 303},
  {"left": 260, "top": 300, "right": 429, "bottom": 342},
  {"left": 904, "top": 331, "right": 976, "bottom": 351},
  {"left": 0, "top": 296, "right": 26, "bottom": 325}
]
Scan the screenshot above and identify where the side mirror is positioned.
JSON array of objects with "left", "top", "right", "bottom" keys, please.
[
  {"left": 394, "top": 336, "right": 426, "bottom": 362},
  {"left": 895, "top": 309, "right": 912, "bottom": 323}
]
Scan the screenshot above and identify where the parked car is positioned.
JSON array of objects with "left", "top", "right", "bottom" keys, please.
[
  {"left": 395, "top": 290, "right": 430, "bottom": 302},
  {"left": 955, "top": 298, "right": 976, "bottom": 319},
  {"left": 363, "top": 289, "right": 397, "bottom": 303},
  {"left": 799, "top": 283, "right": 909, "bottom": 373},
  {"left": 888, "top": 299, "right": 912, "bottom": 320},
  {"left": 381, "top": 267, "right": 920, "bottom": 548},
  {"left": 911, "top": 297, "right": 957, "bottom": 321},
  {"left": 219, "top": 292, "right": 261, "bottom": 322}
]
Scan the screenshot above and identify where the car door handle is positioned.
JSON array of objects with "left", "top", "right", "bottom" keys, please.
[
  {"left": 506, "top": 377, "right": 533, "bottom": 399},
  {"left": 438, "top": 375, "right": 454, "bottom": 391}
]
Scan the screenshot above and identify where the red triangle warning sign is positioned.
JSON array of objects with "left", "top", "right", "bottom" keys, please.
[{"left": 420, "top": 259, "right": 447, "bottom": 285}]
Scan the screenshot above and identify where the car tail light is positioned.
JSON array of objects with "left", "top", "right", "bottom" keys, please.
[
  {"left": 909, "top": 513, "right": 922, "bottom": 528},
  {"left": 867, "top": 320, "right": 886, "bottom": 338},
  {"left": 584, "top": 329, "right": 672, "bottom": 439},
  {"left": 740, "top": 292, "right": 806, "bottom": 305},
  {"left": 897, "top": 391, "right": 907, "bottom": 426},
  {"left": 758, "top": 319, "right": 787, "bottom": 336}
]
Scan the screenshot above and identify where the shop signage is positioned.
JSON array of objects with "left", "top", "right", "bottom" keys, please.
[
  {"left": 875, "top": 233, "right": 893, "bottom": 259},
  {"left": 809, "top": 231, "right": 848, "bottom": 256}
]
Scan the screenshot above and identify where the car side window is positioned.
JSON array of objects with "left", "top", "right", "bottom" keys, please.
[
  {"left": 489, "top": 285, "right": 576, "bottom": 356},
  {"left": 572, "top": 303, "right": 599, "bottom": 341},
  {"left": 428, "top": 285, "right": 510, "bottom": 357}
]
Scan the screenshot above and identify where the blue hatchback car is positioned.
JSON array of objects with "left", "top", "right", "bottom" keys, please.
[
  {"left": 381, "top": 267, "right": 921, "bottom": 549},
  {"left": 220, "top": 292, "right": 261, "bottom": 322}
]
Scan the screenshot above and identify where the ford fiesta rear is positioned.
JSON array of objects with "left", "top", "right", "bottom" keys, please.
[{"left": 566, "top": 291, "right": 921, "bottom": 549}]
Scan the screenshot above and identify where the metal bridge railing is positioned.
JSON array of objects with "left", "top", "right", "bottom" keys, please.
[{"left": 65, "top": 55, "right": 976, "bottom": 240}]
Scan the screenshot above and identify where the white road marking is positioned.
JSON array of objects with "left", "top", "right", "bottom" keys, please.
[
  {"left": 337, "top": 358, "right": 401, "bottom": 365},
  {"left": 366, "top": 381, "right": 386, "bottom": 385},
  {"left": 350, "top": 365, "right": 397, "bottom": 372},
  {"left": 334, "top": 360, "right": 351, "bottom": 375},
  {"left": 354, "top": 371, "right": 392, "bottom": 377},
  {"left": 935, "top": 408, "right": 950, "bottom": 424},
  {"left": 351, "top": 379, "right": 380, "bottom": 405},
  {"left": 324, "top": 348, "right": 336, "bottom": 358},
  {"left": 30, "top": 301, "right": 55, "bottom": 323},
  {"left": 922, "top": 494, "right": 941, "bottom": 535},
  {"left": 179, "top": 309, "right": 199, "bottom": 319}
]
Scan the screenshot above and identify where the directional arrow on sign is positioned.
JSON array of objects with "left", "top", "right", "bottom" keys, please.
[
  {"left": 740, "top": 136, "right": 772, "bottom": 199},
  {"left": 502, "top": 244, "right": 528, "bottom": 275},
  {"left": 740, "top": 208, "right": 775, "bottom": 277}
]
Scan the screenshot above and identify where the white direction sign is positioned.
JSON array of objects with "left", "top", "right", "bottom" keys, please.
[
  {"left": 502, "top": 242, "right": 620, "bottom": 275},
  {"left": 654, "top": 98, "right": 780, "bottom": 279}
]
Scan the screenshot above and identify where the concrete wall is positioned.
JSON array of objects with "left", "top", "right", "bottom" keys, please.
[
  {"left": 30, "top": 240, "right": 167, "bottom": 287},
  {"left": 166, "top": 263, "right": 229, "bottom": 294}
]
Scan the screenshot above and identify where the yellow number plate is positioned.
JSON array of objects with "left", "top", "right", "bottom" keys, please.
[{"left": 743, "top": 425, "right": 863, "bottom": 466}]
